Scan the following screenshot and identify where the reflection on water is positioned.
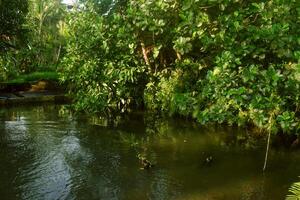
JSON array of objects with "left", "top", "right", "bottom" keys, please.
[{"left": 0, "top": 105, "right": 300, "bottom": 200}]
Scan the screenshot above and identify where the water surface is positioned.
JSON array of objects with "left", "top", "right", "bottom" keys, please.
[{"left": 0, "top": 105, "right": 299, "bottom": 200}]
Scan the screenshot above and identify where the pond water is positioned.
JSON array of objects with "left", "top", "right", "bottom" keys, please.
[{"left": 0, "top": 105, "right": 300, "bottom": 200}]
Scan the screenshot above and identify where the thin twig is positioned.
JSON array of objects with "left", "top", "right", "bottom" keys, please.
[{"left": 263, "top": 130, "right": 271, "bottom": 172}]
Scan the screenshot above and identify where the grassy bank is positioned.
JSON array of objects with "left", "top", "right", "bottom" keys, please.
[{"left": 4, "top": 71, "right": 59, "bottom": 84}]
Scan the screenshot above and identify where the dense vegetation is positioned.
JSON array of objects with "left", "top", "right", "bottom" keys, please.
[
  {"left": 61, "top": 0, "right": 300, "bottom": 135},
  {"left": 1, "top": 0, "right": 300, "bottom": 135},
  {"left": 0, "top": 0, "right": 64, "bottom": 81}
]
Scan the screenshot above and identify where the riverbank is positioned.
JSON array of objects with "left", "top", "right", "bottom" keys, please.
[{"left": 0, "top": 80, "right": 71, "bottom": 106}]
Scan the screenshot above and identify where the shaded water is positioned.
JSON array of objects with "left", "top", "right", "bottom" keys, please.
[{"left": 0, "top": 105, "right": 299, "bottom": 200}]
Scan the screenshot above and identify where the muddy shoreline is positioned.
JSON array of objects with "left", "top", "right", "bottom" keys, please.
[{"left": 0, "top": 80, "right": 71, "bottom": 105}]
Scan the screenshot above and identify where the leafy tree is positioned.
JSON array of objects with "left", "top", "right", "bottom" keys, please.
[
  {"left": 24, "top": 0, "right": 66, "bottom": 72},
  {"left": 61, "top": 8, "right": 146, "bottom": 111},
  {"left": 61, "top": 0, "right": 300, "bottom": 135},
  {"left": 1, "top": 0, "right": 66, "bottom": 80},
  {"left": 0, "top": 0, "right": 29, "bottom": 51},
  {"left": 0, "top": 0, "right": 29, "bottom": 81}
]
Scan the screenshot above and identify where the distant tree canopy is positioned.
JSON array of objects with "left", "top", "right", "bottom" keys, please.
[
  {"left": 80, "top": 0, "right": 128, "bottom": 15},
  {"left": 0, "top": 0, "right": 65, "bottom": 81},
  {"left": 0, "top": 0, "right": 29, "bottom": 51}
]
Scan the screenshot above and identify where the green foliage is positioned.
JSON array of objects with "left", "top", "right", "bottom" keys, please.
[
  {"left": 0, "top": 52, "right": 18, "bottom": 81},
  {"left": 24, "top": 0, "right": 66, "bottom": 72},
  {"left": 0, "top": 0, "right": 65, "bottom": 82},
  {"left": 60, "top": 0, "right": 300, "bottom": 134},
  {"left": 84, "top": 0, "right": 128, "bottom": 15},
  {"left": 286, "top": 180, "right": 300, "bottom": 200},
  {"left": 61, "top": 9, "right": 146, "bottom": 112},
  {"left": 0, "top": 0, "right": 29, "bottom": 81},
  {"left": 0, "top": 0, "right": 29, "bottom": 51}
]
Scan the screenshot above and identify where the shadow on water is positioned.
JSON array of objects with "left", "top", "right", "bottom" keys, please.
[{"left": 0, "top": 105, "right": 300, "bottom": 200}]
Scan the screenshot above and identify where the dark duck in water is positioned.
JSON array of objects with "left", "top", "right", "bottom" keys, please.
[
  {"left": 138, "top": 154, "right": 154, "bottom": 170},
  {"left": 204, "top": 156, "right": 213, "bottom": 165},
  {"left": 201, "top": 152, "right": 213, "bottom": 166}
]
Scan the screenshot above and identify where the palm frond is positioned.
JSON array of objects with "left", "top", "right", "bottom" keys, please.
[{"left": 286, "top": 181, "right": 300, "bottom": 200}]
